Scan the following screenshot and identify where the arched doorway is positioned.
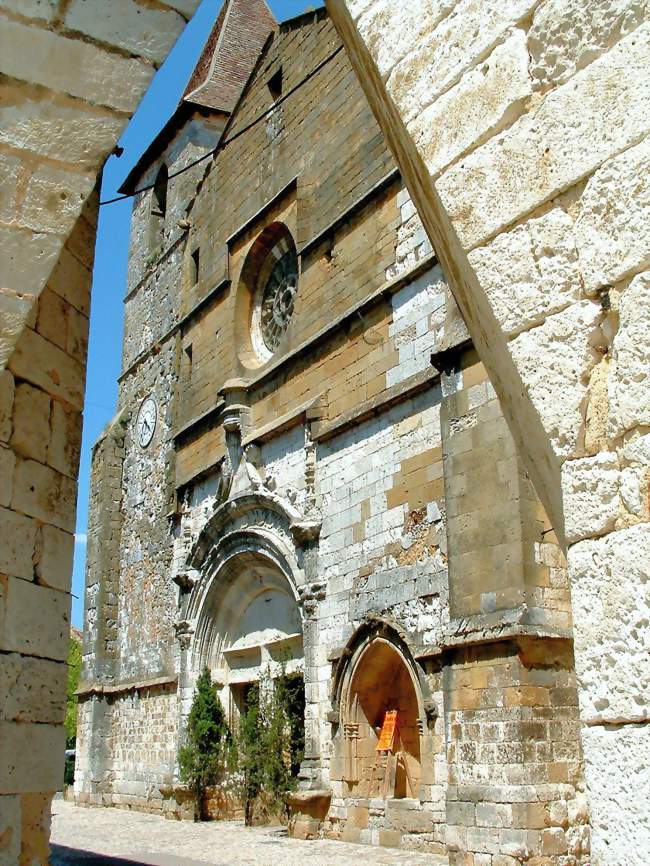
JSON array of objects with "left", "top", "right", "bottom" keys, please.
[
  {"left": 340, "top": 637, "right": 423, "bottom": 800},
  {"left": 194, "top": 550, "right": 304, "bottom": 734}
]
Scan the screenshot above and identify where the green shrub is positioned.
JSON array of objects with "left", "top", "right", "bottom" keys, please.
[
  {"left": 65, "top": 635, "right": 82, "bottom": 747},
  {"left": 232, "top": 667, "right": 304, "bottom": 826},
  {"left": 178, "top": 667, "right": 231, "bottom": 820}
]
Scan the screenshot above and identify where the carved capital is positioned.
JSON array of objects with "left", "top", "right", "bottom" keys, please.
[
  {"left": 173, "top": 572, "right": 198, "bottom": 592},
  {"left": 290, "top": 518, "right": 322, "bottom": 545},
  {"left": 174, "top": 619, "right": 194, "bottom": 650}
]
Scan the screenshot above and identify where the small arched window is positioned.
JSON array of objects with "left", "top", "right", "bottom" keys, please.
[{"left": 148, "top": 163, "right": 168, "bottom": 255}]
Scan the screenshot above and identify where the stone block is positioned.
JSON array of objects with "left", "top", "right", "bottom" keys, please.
[
  {"left": 35, "top": 288, "right": 68, "bottom": 352},
  {"left": 569, "top": 524, "right": 650, "bottom": 721},
  {"left": 19, "top": 792, "right": 51, "bottom": 866},
  {"left": 575, "top": 137, "right": 650, "bottom": 295},
  {"left": 0, "top": 721, "right": 65, "bottom": 794},
  {"left": 0, "top": 446, "right": 15, "bottom": 508},
  {"left": 529, "top": 0, "right": 648, "bottom": 90},
  {"left": 20, "top": 166, "right": 96, "bottom": 237},
  {"left": 0, "top": 0, "right": 57, "bottom": 20},
  {"left": 0, "top": 794, "right": 20, "bottom": 865},
  {"left": 0, "top": 18, "right": 155, "bottom": 114},
  {"left": 541, "top": 826, "right": 568, "bottom": 855},
  {"left": 609, "top": 271, "right": 650, "bottom": 438},
  {"left": 65, "top": 0, "right": 185, "bottom": 66},
  {"left": 0, "top": 229, "right": 60, "bottom": 306},
  {"left": 437, "top": 25, "right": 650, "bottom": 249},
  {"left": 0, "top": 653, "right": 66, "bottom": 725},
  {"left": 66, "top": 305, "right": 89, "bottom": 365},
  {"left": 378, "top": 828, "right": 402, "bottom": 847},
  {"left": 48, "top": 402, "right": 82, "bottom": 480},
  {"left": 37, "top": 524, "right": 74, "bottom": 593},
  {"left": 386, "top": 0, "right": 538, "bottom": 124},
  {"left": 561, "top": 453, "right": 622, "bottom": 543},
  {"left": 48, "top": 246, "right": 92, "bottom": 317},
  {"left": 476, "top": 802, "right": 513, "bottom": 828},
  {"left": 0, "top": 150, "right": 21, "bottom": 224},
  {"left": 385, "top": 800, "right": 433, "bottom": 832},
  {"left": 409, "top": 30, "right": 532, "bottom": 178},
  {"left": 11, "top": 458, "right": 76, "bottom": 531},
  {"left": 0, "top": 80, "right": 126, "bottom": 169},
  {"left": 0, "top": 575, "right": 69, "bottom": 661},
  {"left": 0, "top": 507, "right": 37, "bottom": 581},
  {"left": 10, "top": 382, "right": 51, "bottom": 464},
  {"left": 356, "top": 0, "right": 455, "bottom": 79},
  {"left": 583, "top": 723, "right": 650, "bottom": 865},
  {"left": 0, "top": 284, "right": 38, "bottom": 370},
  {"left": 9, "top": 327, "right": 85, "bottom": 411},
  {"left": 469, "top": 208, "right": 581, "bottom": 338},
  {"left": 0, "top": 371, "right": 14, "bottom": 444},
  {"left": 509, "top": 301, "right": 602, "bottom": 458}
]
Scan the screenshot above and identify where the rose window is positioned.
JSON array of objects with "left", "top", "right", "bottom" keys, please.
[
  {"left": 260, "top": 250, "right": 298, "bottom": 352},
  {"left": 251, "top": 234, "right": 298, "bottom": 361}
]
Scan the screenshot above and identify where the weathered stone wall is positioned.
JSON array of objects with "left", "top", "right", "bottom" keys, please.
[
  {"left": 0, "top": 0, "right": 200, "bottom": 368},
  {"left": 1, "top": 197, "right": 96, "bottom": 865},
  {"left": 326, "top": 1, "right": 649, "bottom": 862},
  {"left": 75, "top": 682, "right": 178, "bottom": 812},
  {"left": 81, "top": 412, "right": 127, "bottom": 685},
  {"left": 0, "top": 1, "right": 201, "bottom": 859},
  {"left": 76, "top": 93, "right": 224, "bottom": 815}
]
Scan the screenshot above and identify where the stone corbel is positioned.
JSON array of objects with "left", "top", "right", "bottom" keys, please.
[
  {"left": 423, "top": 698, "right": 438, "bottom": 732},
  {"left": 290, "top": 518, "right": 322, "bottom": 545},
  {"left": 173, "top": 571, "right": 199, "bottom": 592},
  {"left": 219, "top": 379, "right": 250, "bottom": 435},
  {"left": 174, "top": 619, "right": 194, "bottom": 650}
]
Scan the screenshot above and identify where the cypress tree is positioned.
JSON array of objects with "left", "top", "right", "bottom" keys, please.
[{"left": 178, "top": 666, "right": 230, "bottom": 820}]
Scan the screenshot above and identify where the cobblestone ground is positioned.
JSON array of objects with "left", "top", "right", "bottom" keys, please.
[{"left": 51, "top": 800, "right": 447, "bottom": 866}]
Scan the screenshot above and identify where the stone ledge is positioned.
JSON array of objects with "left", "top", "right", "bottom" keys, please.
[
  {"left": 299, "top": 167, "right": 400, "bottom": 258},
  {"left": 414, "top": 609, "right": 574, "bottom": 660},
  {"left": 76, "top": 673, "right": 177, "bottom": 698},
  {"left": 312, "top": 365, "right": 440, "bottom": 443}
]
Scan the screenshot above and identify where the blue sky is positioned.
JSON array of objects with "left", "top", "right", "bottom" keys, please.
[{"left": 71, "top": 0, "right": 324, "bottom": 627}]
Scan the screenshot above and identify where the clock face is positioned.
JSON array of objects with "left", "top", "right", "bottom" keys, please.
[{"left": 136, "top": 396, "right": 157, "bottom": 449}]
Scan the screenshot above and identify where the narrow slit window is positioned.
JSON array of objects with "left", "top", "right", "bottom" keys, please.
[
  {"left": 190, "top": 247, "right": 200, "bottom": 285},
  {"left": 148, "top": 163, "right": 168, "bottom": 254},
  {"left": 268, "top": 67, "right": 283, "bottom": 101},
  {"left": 151, "top": 164, "right": 168, "bottom": 218}
]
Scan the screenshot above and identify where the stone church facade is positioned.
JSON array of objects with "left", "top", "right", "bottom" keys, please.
[{"left": 76, "top": 4, "right": 593, "bottom": 863}]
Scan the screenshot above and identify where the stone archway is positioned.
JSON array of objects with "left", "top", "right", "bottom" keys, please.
[
  {"left": 192, "top": 541, "right": 305, "bottom": 730},
  {"left": 330, "top": 621, "right": 436, "bottom": 805},
  {"left": 344, "top": 638, "right": 422, "bottom": 799},
  {"left": 0, "top": 5, "right": 202, "bottom": 861}
]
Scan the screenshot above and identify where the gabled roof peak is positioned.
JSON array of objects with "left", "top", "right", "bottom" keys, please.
[{"left": 183, "top": 0, "right": 277, "bottom": 113}]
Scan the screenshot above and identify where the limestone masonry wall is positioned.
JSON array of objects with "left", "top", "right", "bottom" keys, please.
[
  {"left": 75, "top": 3, "right": 647, "bottom": 865},
  {"left": 326, "top": 0, "right": 650, "bottom": 862}
]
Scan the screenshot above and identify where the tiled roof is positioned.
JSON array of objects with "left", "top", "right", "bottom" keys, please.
[{"left": 183, "top": 0, "right": 277, "bottom": 113}]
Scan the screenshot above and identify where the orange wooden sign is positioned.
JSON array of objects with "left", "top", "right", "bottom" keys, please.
[{"left": 376, "top": 709, "right": 398, "bottom": 751}]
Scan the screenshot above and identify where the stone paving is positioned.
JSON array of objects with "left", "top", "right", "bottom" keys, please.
[{"left": 50, "top": 800, "right": 447, "bottom": 866}]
